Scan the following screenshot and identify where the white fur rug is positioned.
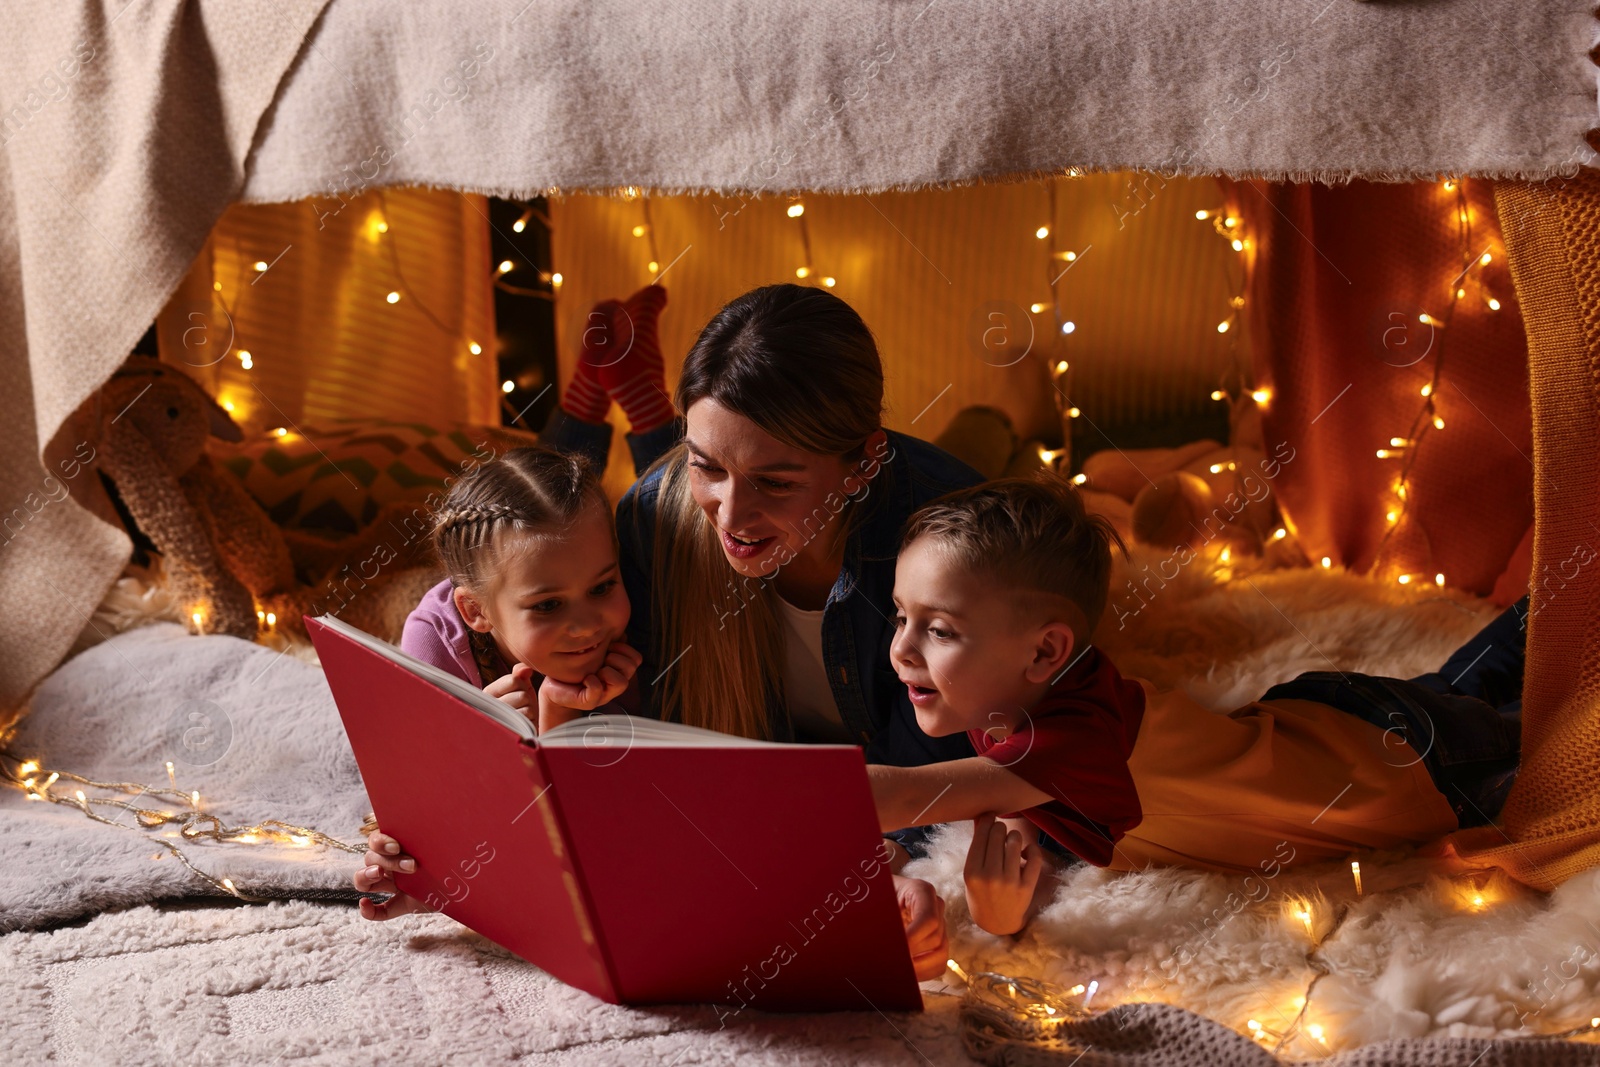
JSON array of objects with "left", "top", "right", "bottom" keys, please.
[{"left": 6, "top": 547, "right": 1600, "bottom": 1063}]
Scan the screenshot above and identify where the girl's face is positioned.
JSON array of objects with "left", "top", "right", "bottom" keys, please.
[
  {"left": 453, "top": 501, "right": 631, "bottom": 684},
  {"left": 684, "top": 397, "right": 884, "bottom": 581}
]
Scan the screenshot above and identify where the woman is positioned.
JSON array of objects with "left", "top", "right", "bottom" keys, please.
[{"left": 364, "top": 284, "right": 980, "bottom": 978}]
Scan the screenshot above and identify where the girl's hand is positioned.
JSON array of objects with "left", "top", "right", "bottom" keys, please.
[
  {"left": 354, "top": 829, "right": 435, "bottom": 921},
  {"left": 963, "top": 813, "right": 1045, "bottom": 936},
  {"left": 536, "top": 642, "right": 643, "bottom": 733},
  {"left": 484, "top": 662, "right": 537, "bottom": 718},
  {"left": 892, "top": 874, "right": 950, "bottom": 981}
]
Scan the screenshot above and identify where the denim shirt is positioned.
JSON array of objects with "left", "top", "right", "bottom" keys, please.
[{"left": 613, "top": 428, "right": 983, "bottom": 769}]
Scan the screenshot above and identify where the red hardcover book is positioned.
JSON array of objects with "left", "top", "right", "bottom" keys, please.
[{"left": 306, "top": 614, "right": 923, "bottom": 1013}]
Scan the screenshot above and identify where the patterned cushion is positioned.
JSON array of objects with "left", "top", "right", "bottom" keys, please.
[{"left": 209, "top": 418, "right": 540, "bottom": 539}]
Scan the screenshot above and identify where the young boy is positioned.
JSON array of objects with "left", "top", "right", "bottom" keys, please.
[{"left": 869, "top": 474, "right": 1524, "bottom": 935}]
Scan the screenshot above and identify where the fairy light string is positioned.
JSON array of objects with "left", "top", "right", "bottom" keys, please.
[
  {"left": 1367, "top": 176, "right": 1497, "bottom": 588},
  {"left": 1, "top": 751, "right": 362, "bottom": 902}
]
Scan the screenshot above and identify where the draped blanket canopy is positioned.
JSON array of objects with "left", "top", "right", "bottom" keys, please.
[{"left": 3, "top": 0, "right": 1600, "bottom": 889}]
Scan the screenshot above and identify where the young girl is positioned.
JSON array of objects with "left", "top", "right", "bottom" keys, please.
[{"left": 354, "top": 445, "right": 643, "bottom": 918}]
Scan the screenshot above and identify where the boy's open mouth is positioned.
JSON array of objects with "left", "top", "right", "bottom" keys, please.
[{"left": 721, "top": 529, "right": 776, "bottom": 559}]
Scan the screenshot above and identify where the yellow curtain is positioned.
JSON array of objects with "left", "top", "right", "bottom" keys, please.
[
  {"left": 157, "top": 187, "right": 498, "bottom": 431},
  {"left": 1445, "top": 173, "right": 1600, "bottom": 888},
  {"left": 549, "top": 176, "right": 1249, "bottom": 494}
]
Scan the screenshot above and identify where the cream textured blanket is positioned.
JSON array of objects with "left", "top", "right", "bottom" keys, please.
[{"left": 2, "top": 0, "right": 1598, "bottom": 710}]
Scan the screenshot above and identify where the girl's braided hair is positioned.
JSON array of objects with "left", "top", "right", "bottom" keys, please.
[{"left": 432, "top": 446, "right": 609, "bottom": 594}]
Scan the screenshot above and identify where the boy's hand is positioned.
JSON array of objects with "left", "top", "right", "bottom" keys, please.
[
  {"left": 354, "top": 829, "right": 435, "bottom": 921},
  {"left": 484, "top": 662, "right": 536, "bottom": 716},
  {"left": 964, "top": 813, "right": 1045, "bottom": 936},
  {"left": 536, "top": 642, "right": 643, "bottom": 733},
  {"left": 892, "top": 874, "right": 950, "bottom": 981}
]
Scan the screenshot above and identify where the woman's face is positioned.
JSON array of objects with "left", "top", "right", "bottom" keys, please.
[
  {"left": 684, "top": 397, "right": 883, "bottom": 581},
  {"left": 453, "top": 501, "right": 631, "bottom": 684}
]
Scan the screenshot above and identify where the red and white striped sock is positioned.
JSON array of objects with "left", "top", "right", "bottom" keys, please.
[
  {"left": 559, "top": 299, "right": 623, "bottom": 424},
  {"left": 598, "top": 284, "right": 674, "bottom": 434}
]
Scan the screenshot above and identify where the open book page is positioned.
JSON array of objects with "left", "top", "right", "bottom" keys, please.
[
  {"left": 309, "top": 614, "right": 534, "bottom": 740},
  {"left": 540, "top": 713, "right": 824, "bottom": 748}
]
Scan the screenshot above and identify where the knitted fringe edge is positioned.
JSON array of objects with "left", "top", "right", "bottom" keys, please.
[{"left": 243, "top": 160, "right": 1600, "bottom": 207}]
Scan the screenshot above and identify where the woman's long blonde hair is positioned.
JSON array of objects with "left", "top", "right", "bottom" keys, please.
[{"left": 646, "top": 284, "right": 886, "bottom": 739}]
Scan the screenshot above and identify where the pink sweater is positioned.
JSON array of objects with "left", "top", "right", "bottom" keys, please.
[{"left": 400, "top": 578, "right": 505, "bottom": 688}]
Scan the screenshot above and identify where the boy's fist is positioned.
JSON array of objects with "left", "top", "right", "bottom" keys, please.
[{"left": 964, "top": 813, "right": 1045, "bottom": 936}]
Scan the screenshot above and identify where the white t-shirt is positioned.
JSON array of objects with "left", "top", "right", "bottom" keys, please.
[{"left": 774, "top": 595, "right": 857, "bottom": 744}]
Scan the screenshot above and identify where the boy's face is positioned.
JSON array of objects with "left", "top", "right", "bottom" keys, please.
[
  {"left": 454, "top": 501, "right": 632, "bottom": 684},
  {"left": 890, "top": 536, "right": 1066, "bottom": 739}
]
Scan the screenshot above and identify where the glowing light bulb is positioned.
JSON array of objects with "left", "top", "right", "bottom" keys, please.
[
  {"left": 1421, "top": 383, "right": 1433, "bottom": 397},
  {"left": 1418, "top": 313, "right": 1439, "bottom": 326},
  {"left": 1387, "top": 510, "right": 1399, "bottom": 524},
  {"left": 631, "top": 225, "right": 646, "bottom": 237},
  {"left": 252, "top": 261, "right": 268, "bottom": 272},
  {"left": 1456, "top": 287, "right": 1466, "bottom": 300},
  {"left": 376, "top": 221, "right": 388, "bottom": 234},
  {"left": 1351, "top": 861, "right": 1362, "bottom": 894},
  {"left": 1061, "top": 321, "right": 1075, "bottom": 335},
  {"left": 1231, "top": 239, "right": 1244, "bottom": 252},
  {"left": 191, "top": 610, "right": 204, "bottom": 626},
  {"left": 501, "top": 380, "right": 514, "bottom": 393},
  {"left": 265, "top": 612, "right": 276, "bottom": 626},
  {"left": 1398, "top": 574, "right": 1413, "bottom": 585},
  {"left": 212, "top": 281, "right": 222, "bottom": 291},
  {"left": 1055, "top": 360, "right": 1069, "bottom": 374},
  {"left": 1376, "top": 449, "right": 1392, "bottom": 458},
  {"left": 1035, "top": 225, "right": 1050, "bottom": 239},
  {"left": 1435, "top": 573, "right": 1445, "bottom": 586},
  {"left": 468, "top": 341, "right": 482, "bottom": 355},
  {"left": 1272, "top": 527, "right": 1288, "bottom": 541},
  {"left": 1031, "top": 303, "right": 1047, "bottom": 314},
  {"left": 1433, "top": 416, "right": 1445, "bottom": 430},
  {"left": 647, "top": 261, "right": 659, "bottom": 273},
  {"left": 1195, "top": 210, "right": 1212, "bottom": 220},
  {"left": 1246, "top": 1020, "right": 1261, "bottom": 1032},
  {"left": 1211, "top": 389, "right": 1226, "bottom": 401},
  {"left": 19, "top": 761, "right": 38, "bottom": 776},
  {"left": 795, "top": 266, "right": 810, "bottom": 279},
  {"left": 1072, "top": 473, "right": 1088, "bottom": 485},
  {"left": 1487, "top": 298, "right": 1501, "bottom": 311},
  {"left": 1223, "top": 216, "right": 1237, "bottom": 228},
  {"left": 1067, "top": 406, "right": 1081, "bottom": 418},
  {"left": 1209, "top": 463, "right": 1224, "bottom": 474},
  {"left": 1217, "top": 320, "right": 1231, "bottom": 333},
  {"left": 1220, "top": 546, "right": 1232, "bottom": 563},
  {"left": 787, "top": 203, "right": 805, "bottom": 218},
  {"left": 497, "top": 259, "right": 515, "bottom": 275},
  {"left": 237, "top": 350, "right": 252, "bottom": 369},
  {"left": 222, "top": 877, "right": 238, "bottom": 895},
  {"left": 1321, "top": 556, "right": 1332, "bottom": 568},
  {"left": 1251, "top": 388, "right": 1270, "bottom": 405},
  {"left": 1443, "top": 179, "right": 1456, "bottom": 190},
  {"left": 1390, "top": 437, "right": 1409, "bottom": 447},
  {"left": 822, "top": 276, "right": 836, "bottom": 288},
  {"left": 273, "top": 426, "right": 288, "bottom": 437},
  {"left": 1308, "top": 1023, "right": 1325, "bottom": 1041},
  {"left": 550, "top": 273, "right": 562, "bottom": 287},
  {"left": 386, "top": 291, "right": 400, "bottom": 304},
  {"left": 512, "top": 218, "right": 526, "bottom": 233}
]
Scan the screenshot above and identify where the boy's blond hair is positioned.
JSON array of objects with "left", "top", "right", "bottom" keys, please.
[{"left": 900, "top": 472, "right": 1128, "bottom": 635}]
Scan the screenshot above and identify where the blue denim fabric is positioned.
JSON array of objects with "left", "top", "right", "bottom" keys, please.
[
  {"left": 615, "top": 429, "right": 983, "bottom": 790},
  {"left": 540, "top": 408, "right": 682, "bottom": 479},
  {"left": 1259, "top": 595, "right": 1527, "bottom": 829}
]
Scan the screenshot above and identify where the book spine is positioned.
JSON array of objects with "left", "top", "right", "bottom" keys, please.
[{"left": 524, "top": 743, "right": 621, "bottom": 1001}]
